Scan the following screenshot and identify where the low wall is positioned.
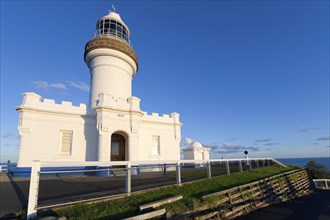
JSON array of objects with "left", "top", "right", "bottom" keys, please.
[{"left": 174, "top": 169, "right": 314, "bottom": 219}]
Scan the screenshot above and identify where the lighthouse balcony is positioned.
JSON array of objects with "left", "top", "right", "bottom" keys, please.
[{"left": 93, "top": 29, "right": 131, "bottom": 46}]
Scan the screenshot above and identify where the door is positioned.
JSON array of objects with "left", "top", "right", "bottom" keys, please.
[{"left": 111, "top": 134, "right": 125, "bottom": 161}]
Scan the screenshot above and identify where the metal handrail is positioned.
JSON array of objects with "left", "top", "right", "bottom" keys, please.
[
  {"left": 92, "top": 30, "right": 132, "bottom": 46},
  {"left": 37, "top": 157, "right": 283, "bottom": 168},
  {"left": 313, "top": 179, "right": 330, "bottom": 189},
  {"left": 26, "top": 157, "right": 282, "bottom": 218}
]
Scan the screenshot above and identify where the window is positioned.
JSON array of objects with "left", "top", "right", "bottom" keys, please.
[
  {"left": 60, "top": 130, "right": 73, "bottom": 155},
  {"left": 151, "top": 136, "right": 160, "bottom": 156},
  {"left": 96, "top": 19, "right": 129, "bottom": 44}
]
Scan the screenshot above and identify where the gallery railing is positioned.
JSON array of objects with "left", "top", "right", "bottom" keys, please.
[
  {"left": 26, "top": 158, "right": 285, "bottom": 218},
  {"left": 313, "top": 179, "right": 330, "bottom": 189}
]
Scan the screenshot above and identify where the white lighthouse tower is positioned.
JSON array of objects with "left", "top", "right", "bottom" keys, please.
[
  {"left": 15, "top": 9, "right": 182, "bottom": 173},
  {"left": 84, "top": 10, "right": 138, "bottom": 108}
]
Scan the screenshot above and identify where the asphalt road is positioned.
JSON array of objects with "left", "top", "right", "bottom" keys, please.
[
  {"left": 2, "top": 165, "right": 328, "bottom": 220},
  {"left": 235, "top": 190, "right": 330, "bottom": 220},
  {"left": 0, "top": 173, "right": 30, "bottom": 218},
  {"left": 0, "top": 169, "right": 201, "bottom": 218}
]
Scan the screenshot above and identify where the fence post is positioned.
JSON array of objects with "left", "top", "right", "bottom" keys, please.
[
  {"left": 267, "top": 159, "right": 270, "bottom": 166},
  {"left": 206, "top": 161, "right": 212, "bottom": 178},
  {"left": 262, "top": 160, "right": 265, "bottom": 167},
  {"left": 7, "top": 160, "right": 10, "bottom": 173},
  {"left": 325, "top": 180, "right": 329, "bottom": 189},
  {"left": 226, "top": 161, "right": 230, "bottom": 174},
  {"left": 27, "top": 160, "right": 41, "bottom": 219},
  {"left": 249, "top": 160, "right": 252, "bottom": 170},
  {"left": 256, "top": 160, "right": 259, "bottom": 168},
  {"left": 238, "top": 160, "right": 243, "bottom": 172},
  {"left": 176, "top": 162, "right": 181, "bottom": 185},
  {"left": 163, "top": 163, "right": 167, "bottom": 176},
  {"left": 126, "top": 162, "right": 131, "bottom": 195}
]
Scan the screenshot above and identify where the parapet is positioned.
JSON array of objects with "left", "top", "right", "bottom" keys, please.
[
  {"left": 17, "top": 92, "right": 94, "bottom": 116},
  {"left": 96, "top": 92, "right": 141, "bottom": 112},
  {"left": 142, "top": 111, "right": 182, "bottom": 126}
]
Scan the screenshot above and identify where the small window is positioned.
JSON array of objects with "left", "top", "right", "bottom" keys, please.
[
  {"left": 60, "top": 130, "right": 73, "bottom": 155},
  {"left": 151, "top": 136, "right": 160, "bottom": 156}
]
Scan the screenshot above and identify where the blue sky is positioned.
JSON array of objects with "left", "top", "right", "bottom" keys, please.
[{"left": 1, "top": 0, "right": 329, "bottom": 162}]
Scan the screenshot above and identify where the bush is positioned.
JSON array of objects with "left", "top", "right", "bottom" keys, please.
[{"left": 305, "top": 160, "right": 330, "bottom": 179}]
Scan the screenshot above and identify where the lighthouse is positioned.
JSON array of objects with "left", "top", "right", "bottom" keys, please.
[
  {"left": 15, "top": 9, "right": 182, "bottom": 172},
  {"left": 84, "top": 11, "right": 138, "bottom": 108}
]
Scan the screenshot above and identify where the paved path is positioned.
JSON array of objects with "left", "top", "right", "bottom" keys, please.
[
  {"left": 235, "top": 190, "right": 330, "bottom": 220},
  {"left": 0, "top": 173, "right": 29, "bottom": 218},
  {"left": 2, "top": 171, "right": 330, "bottom": 219},
  {"left": 0, "top": 171, "right": 181, "bottom": 218}
]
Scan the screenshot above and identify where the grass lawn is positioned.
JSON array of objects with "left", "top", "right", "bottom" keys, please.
[{"left": 37, "top": 165, "right": 295, "bottom": 220}]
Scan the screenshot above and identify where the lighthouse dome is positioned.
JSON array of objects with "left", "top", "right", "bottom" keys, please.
[{"left": 95, "top": 11, "right": 130, "bottom": 44}]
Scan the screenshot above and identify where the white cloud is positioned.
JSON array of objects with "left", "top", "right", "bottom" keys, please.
[
  {"left": 32, "top": 81, "right": 67, "bottom": 90},
  {"left": 4, "top": 143, "right": 18, "bottom": 147},
  {"left": 32, "top": 80, "right": 90, "bottom": 92},
  {"left": 205, "top": 143, "right": 259, "bottom": 154},
  {"left": 317, "top": 136, "right": 330, "bottom": 141},
  {"left": 299, "top": 127, "right": 321, "bottom": 132},
  {"left": 264, "top": 142, "right": 277, "bottom": 146},
  {"left": 66, "top": 81, "right": 90, "bottom": 92},
  {"left": 1, "top": 131, "right": 19, "bottom": 139},
  {"left": 254, "top": 138, "right": 272, "bottom": 142},
  {"left": 299, "top": 127, "right": 309, "bottom": 132},
  {"left": 180, "top": 138, "right": 193, "bottom": 150}
]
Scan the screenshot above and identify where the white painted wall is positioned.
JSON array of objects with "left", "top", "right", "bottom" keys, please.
[
  {"left": 182, "top": 142, "right": 210, "bottom": 161},
  {"left": 16, "top": 92, "right": 182, "bottom": 167},
  {"left": 85, "top": 49, "right": 137, "bottom": 108},
  {"left": 16, "top": 93, "right": 98, "bottom": 167}
]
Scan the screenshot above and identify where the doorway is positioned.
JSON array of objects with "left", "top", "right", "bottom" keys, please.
[{"left": 111, "top": 133, "right": 126, "bottom": 161}]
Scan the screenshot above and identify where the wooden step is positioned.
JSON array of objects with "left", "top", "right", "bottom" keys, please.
[
  {"left": 122, "top": 209, "right": 166, "bottom": 220},
  {"left": 139, "top": 195, "right": 183, "bottom": 211}
]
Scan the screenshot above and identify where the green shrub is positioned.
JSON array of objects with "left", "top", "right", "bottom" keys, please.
[{"left": 305, "top": 160, "right": 330, "bottom": 179}]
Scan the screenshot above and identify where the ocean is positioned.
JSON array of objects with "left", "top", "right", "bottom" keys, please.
[{"left": 277, "top": 157, "right": 330, "bottom": 170}]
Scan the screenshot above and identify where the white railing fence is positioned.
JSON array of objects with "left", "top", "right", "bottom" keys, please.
[
  {"left": 0, "top": 162, "right": 17, "bottom": 173},
  {"left": 26, "top": 158, "right": 284, "bottom": 219},
  {"left": 313, "top": 179, "right": 330, "bottom": 189}
]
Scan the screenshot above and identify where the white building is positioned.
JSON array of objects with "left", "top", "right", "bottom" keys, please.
[
  {"left": 15, "top": 11, "right": 182, "bottom": 169},
  {"left": 182, "top": 141, "right": 210, "bottom": 161}
]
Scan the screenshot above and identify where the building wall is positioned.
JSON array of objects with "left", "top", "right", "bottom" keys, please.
[
  {"left": 16, "top": 92, "right": 182, "bottom": 167},
  {"left": 95, "top": 93, "right": 182, "bottom": 162},
  {"left": 183, "top": 150, "right": 194, "bottom": 160},
  {"left": 138, "top": 121, "right": 181, "bottom": 161},
  {"left": 16, "top": 93, "right": 98, "bottom": 167},
  {"left": 183, "top": 148, "right": 210, "bottom": 161}
]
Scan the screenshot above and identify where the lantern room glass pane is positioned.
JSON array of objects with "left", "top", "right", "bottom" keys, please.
[{"left": 96, "top": 18, "right": 130, "bottom": 44}]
